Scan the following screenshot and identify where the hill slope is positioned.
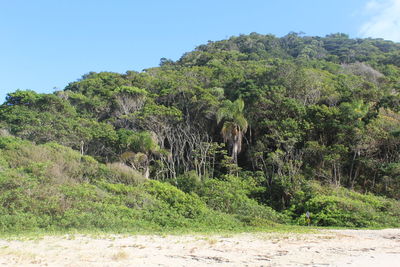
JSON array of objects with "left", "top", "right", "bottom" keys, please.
[{"left": 1, "top": 33, "right": 400, "bottom": 230}]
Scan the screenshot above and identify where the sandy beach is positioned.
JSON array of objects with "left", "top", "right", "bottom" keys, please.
[{"left": 0, "top": 229, "right": 399, "bottom": 266}]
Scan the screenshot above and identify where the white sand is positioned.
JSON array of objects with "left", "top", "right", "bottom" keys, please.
[{"left": 0, "top": 229, "right": 399, "bottom": 266}]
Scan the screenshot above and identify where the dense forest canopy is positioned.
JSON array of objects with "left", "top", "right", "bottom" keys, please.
[{"left": 1, "top": 32, "right": 400, "bottom": 230}]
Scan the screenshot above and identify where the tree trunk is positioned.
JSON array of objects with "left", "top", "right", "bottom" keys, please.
[
  {"left": 232, "top": 141, "right": 238, "bottom": 163},
  {"left": 144, "top": 165, "right": 150, "bottom": 179}
]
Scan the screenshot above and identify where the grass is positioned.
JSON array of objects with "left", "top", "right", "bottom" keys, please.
[
  {"left": 111, "top": 250, "right": 129, "bottom": 261},
  {"left": 0, "top": 247, "right": 38, "bottom": 261},
  {"left": 8, "top": 222, "right": 397, "bottom": 242},
  {"left": 0, "top": 224, "right": 319, "bottom": 241}
]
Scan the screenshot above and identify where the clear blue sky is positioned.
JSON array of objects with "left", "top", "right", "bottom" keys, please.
[{"left": 1, "top": 0, "right": 399, "bottom": 103}]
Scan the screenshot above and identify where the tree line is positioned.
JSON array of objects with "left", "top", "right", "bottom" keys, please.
[{"left": 1, "top": 32, "right": 399, "bottom": 212}]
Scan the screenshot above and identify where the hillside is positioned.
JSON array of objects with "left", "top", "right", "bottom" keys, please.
[{"left": 1, "top": 33, "right": 400, "bottom": 231}]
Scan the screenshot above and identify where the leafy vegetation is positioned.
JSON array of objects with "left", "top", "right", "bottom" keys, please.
[
  {"left": 0, "top": 136, "right": 282, "bottom": 232},
  {"left": 1, "top": 32, "right": 400, "bottom": 231}
]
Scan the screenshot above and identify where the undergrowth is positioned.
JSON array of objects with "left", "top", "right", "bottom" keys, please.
[{"left": 0, "top": 136, "right": 399, "bottom": 234}]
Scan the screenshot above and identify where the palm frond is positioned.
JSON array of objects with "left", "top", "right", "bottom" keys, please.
[
  {"left": 234, "top": 98, "right": 245, "bottom": 113},
  {"left": 217, "top": 106, "right": 234, "bottom": 123},
  {"left": 234, "top": 114, "right": 248, "bottom": 133}
]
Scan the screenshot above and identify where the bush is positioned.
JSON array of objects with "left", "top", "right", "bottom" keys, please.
[
  {"left": 290, "top": 182, "right": 400, "bottom": 227},
  {"left": 174, "top": 170, "right": 202, "bottom": 193},
  {"left": 200, "top": 175, "right": 287, "bottom": 224},
  {"left": 142, "top": 180, "right": 208, "bottom": 219},
  {"left": 2, "top": 136, "right": 399, "bottom": 232},
  {"left": 0, "top": 138, "right": 247, "bottom": 232},
  {"left": 106, "top": 162, "right": 146, "bottom": 185}
]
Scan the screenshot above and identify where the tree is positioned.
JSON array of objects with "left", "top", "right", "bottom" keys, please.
[
  {"left": 119, "top": 130, "right": 160, "bottom": 179},
  {"left": 216, "top": 98, "right": 248, "bottom": 163}
]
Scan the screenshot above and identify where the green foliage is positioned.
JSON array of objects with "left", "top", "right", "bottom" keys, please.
[
  {"left": 114, "top": 85, "right": 148, "bottom": 96},
  {"left": 141, "top": 180, "right": 208, "bottom": 223},
  {"left": 122, "top": 130, "right": 159, "bottom": 153},
  {"left": 0, "top": 91, "right": 118, "bottom": 159},
  {"left": 287, "top": 182, "right": 400, "bottom": 227},
  {"left": 175, "top": 170, "right": 202, "bottom": 193},
  {"left": 105, "top": 162, "right": 147, "bottom": 185},
  {"left": 0, "top": 136, "right": 282, "bottom": 232},
  {"left": 199, "top": 175, "right": 287, "bottom": 225},
  {"left": 1, "top": 33, "right": 400, "bottom": 232}
]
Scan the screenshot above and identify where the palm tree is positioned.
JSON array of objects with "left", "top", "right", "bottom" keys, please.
[
  {"left": 121, "top": 131, "right": 159, "bottom": 178},
  {"left": 217, "top": 98, "right": 248, "bottom": 163}
]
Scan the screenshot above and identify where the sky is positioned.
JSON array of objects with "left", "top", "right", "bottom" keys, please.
[{"left": 1, "top": 0, "right": 400, "bottom": 103}]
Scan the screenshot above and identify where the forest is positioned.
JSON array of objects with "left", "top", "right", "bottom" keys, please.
[{"left": 1, "top": 32, "right": 400, "bottom": 232}]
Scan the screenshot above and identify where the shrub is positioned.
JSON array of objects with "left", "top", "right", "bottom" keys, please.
[
  {"left": 174, "top": 170, "right": 202, "bottom": 193},
  {"left": 142, "top": 180, "right": 208, "bottom": 219},
  {"left": 200, "top": 175, "right": 287, "bottom": 224},
  {"left": 290, "top": 182, "right": 400, "bottom": 227},
  {"left": 106, "top": 162, "right": 147, "bottom": 185},
  {"left": 0, "top": 138, "right": 247, "bottom": 232}
]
